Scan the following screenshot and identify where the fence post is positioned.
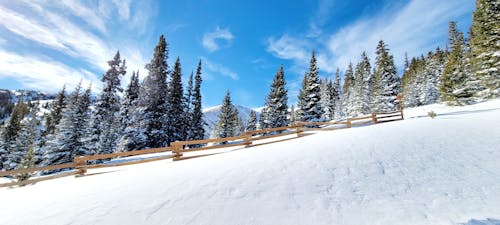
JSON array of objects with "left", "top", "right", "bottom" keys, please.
[
  {"left": 346, "top": 118, "right": 352, "bottom": 128},
  {"left": 295, "top": 122, "right": 303, "bottom": 137},
  {"left": 244, "top": 134, "right": 252, "bottom": 148},
  {"left": 74, "top": 156, "right": 87, "bottom": 177},
  {"left": 371, "top": 112, "right": 378, "bottom": 124},
  {"left": 171, "top": 142, "right": 183, "bottom": 161}
]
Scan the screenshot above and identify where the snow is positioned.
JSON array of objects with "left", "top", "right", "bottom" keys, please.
[{"left": 1, "top": 99, "right": 500, "bottom": 225}]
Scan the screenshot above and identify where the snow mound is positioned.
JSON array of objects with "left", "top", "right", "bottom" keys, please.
[{"left": 1, "top": 99, "right": 499, "bottom": 225}]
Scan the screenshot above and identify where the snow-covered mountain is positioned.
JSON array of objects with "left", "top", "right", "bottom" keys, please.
[
  {"left": 1, "top": 99, "right": 499, "bottom": 225},
  {"left": 0, "top": 89, "right": 56, "bottom": 122},
  {"left": 202, "top": 104, "right": 260, "bottom": 138}
]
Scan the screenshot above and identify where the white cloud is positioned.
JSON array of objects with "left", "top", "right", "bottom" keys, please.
[
  {"left": 202, "top": 27, "right": 234, "bottom": 52},
  {"left": 0, "top": 49, "right": 100, "bottom": 93},
  {"left": 266, "top": 0, "right": 474, "bottom": 74},
  {"left": 57, "top": 0, "right": 107, "bottom": 33},
  {"left": 202, "top": 57, "right": 239, "bottom": 80}
]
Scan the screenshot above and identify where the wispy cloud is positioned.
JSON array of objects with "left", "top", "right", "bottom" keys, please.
[
  {"left": 0, "top": 1, "right": 153, "bottom": 92},
  {"left": 202, "top": 57, "right": 239, "bottom": 80},
  {"left": 202, "top": 27, "right": 234, "bottom": 52},
  {"left": 0, "top": 48, "right": 100, "bottom": 92},
  {"left": 266, "top": 0, "right": 474, "bottom": 74}
]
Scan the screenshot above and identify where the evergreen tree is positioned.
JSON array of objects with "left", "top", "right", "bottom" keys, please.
[
  {"left": 342, "top": 63, "right": 355, "bottom": 117},
  {"left": 440, "top": 22, "right": 474, "bottom": 105},
  {"left": 371, "top": 40, "right": 401, "bottom": 112},
  {"left": 166, "top": 57, "right": 185, "bottom": 143},
  {"left": 352, "top": 52, "right": 372, "bottom": 116},
  {"left": 183, "top": 72, "right": 194, "bottom": 140},
  {"left": 263, "top": 65, "right": 289, "bottom": 129},
  {"left": 118, "top": 71, "right": 142, "bottom": 152},
  {"left": 90, "top": 51, "right": 126, "bottom": 156},
  {"left": 214, "top": 91, "right": 238, "bottom": 140},
  {"left": 189, "top": 60, "right": 206, "bottom": 140},
  {"left": 332, "top": 69, "right": 342, "bottom": 119},
  {"left": 45, "top": 86, "right": 66, "bottom": 135},
  {"left": 469, "top": 0, "right": 500, "bottom": 97},
  {"left": 1, "top": 98, "right": 28, "bottom": 170},
  {"left": 246, "top": 110, "right": 257, "bottom": 132},
  {"left": 14, "top": 104, "right": 40, "bottom": 180},
  {"left": 289, "top": 105, "right": 296, "bottom": 124},
  {"left": 135, "top": 35, "right": 170, "bottom": 148},
  {"left": 421, "top": 48, "right": 446, "bottom": 105},
  {"left": 15, "top": 146, "right": 35, "bottom": 182},
  {"left": 297, "top": 51, "right": 323, "bottom": 123},
  {"left": 258, "top": 107, "right": 268, "bottom": 129},
  {"left": 320, "top": 78, "right": 335, "bottom": 120},
  {"left": 44, "top": 83, "right": 92, "bottom": 167}
]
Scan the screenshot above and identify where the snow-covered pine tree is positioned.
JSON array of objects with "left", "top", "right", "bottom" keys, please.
[
  {"left": 135, "top": 35, "right": 170, "bottom": 148},
  {"left": 469, "top": 0, "right": 500, "bottom": 98},
  {"left": 263, "top": 65, "right": 289, "bottom": 129},
  {"left": 342, "top": 63, "right": 355, "bottom": 117},
  {"left": 352, "top": 52, "right": 372, "bottom": 116},
  {"left": 320, "top": 78, "right": 335, "bottom": 121},
  {"left": 90, "top": 51, "right": 126, "bottom": 156},
  {"left": 297, "top": 51, "right": 323, "bottom": 123},
  {"left": 214, "top": 91, "right": 238, "bottom": 141},
  {"left": 13, "top": 103, "right": 40, "bottom": 179},
  {"left": 421, "top": 48, "right": 446, "bottom": 105},
  {"left": 44, "top": 83, "right": 92, "bottom": 168},
  {"left": 165, "top": 57, "right": 185, "bottom": 144},
  {"left": 44, "top": 86, "right": 66, "bottom": 135},
  {"left": 183, "top": 72, "right": 194, "bottom": 140},
  {"left": 190, "top": 60, "right": 206, "bottom": 141},
  {"left": 1, "top": 98, "right": 28, "bottom": 170},
  {"left": 371, "top": 40, "right": 401, "bottom": 112},
  {"left": 333, "top": 69, "right": 342, "bottom": 119},
  {"left": 289, "top": 104, "right": 296, "bottom": 124},
  {"left": 117, "top": 71, "right": 141, "bottom": 152},
  {"left": 440, "top": 22, "right": 475, "bottom": 105},
  {"left": 231, "top": 107, "right": 244, "bottom": 136},
  {"left": 246, "top": 110, "right": 257, "bottom": 132},
  {"left": 258, "top": 107, "right": 268, "bottom": 129}
]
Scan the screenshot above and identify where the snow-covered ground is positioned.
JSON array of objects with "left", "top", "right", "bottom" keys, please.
[{"left": 1, "top": 99, "right": 499, "bottom": 225}]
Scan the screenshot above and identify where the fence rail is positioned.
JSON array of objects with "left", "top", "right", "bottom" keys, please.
[{"left": 0, "top": 109, "right": 404, "bottom": 188}]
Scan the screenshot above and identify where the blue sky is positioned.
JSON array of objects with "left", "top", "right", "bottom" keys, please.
[{"left": 0, "top": 0, "right": 474, "bottom": 108}]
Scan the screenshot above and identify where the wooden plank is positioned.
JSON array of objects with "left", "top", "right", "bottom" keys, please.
[
  {"left": 244, "top": 126, "right": 296, "bottom": 135},
  {"left": 0, "top": 171, "right": 79, "bottom": 188},
  {"left": 377, "top": 118, "right": 403, "bottom": 123},
  {"left": 0, "top": 162, "right": 75, "bottom": 177},
  {"left": 376, "top": 114, "right": 401, "bottom": 119},
  {"left": 249, "top": 131, "right": 297, "bottom": 141},
  {"left": 350, "top": 115, "right": 372, "bottom": 121},
  {"left": 85, "top": 155, "right": 175, "bottom": 169},
  {"left": 80, "top": 147, "right": 172, "bottom": 161},
  {"left": 178, "top": 142, "right": 251, "bottom": 153},
  {"left": 375, "top": 110, "right": 401, "bottom": 115},
  {"left": 176, "top": 135, "right": 248, "bottom": 146}
]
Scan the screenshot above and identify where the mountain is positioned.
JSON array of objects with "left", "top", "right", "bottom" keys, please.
[
  {"left": 203, "top": 104, "right": 260, "bottom": 138},
  {"left": 0, "top": 89, "right": 56, "bottom": 123}
]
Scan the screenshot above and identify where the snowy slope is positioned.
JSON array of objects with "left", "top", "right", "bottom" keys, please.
[
  {"left": 203, "top": 104, "right": 259, "bottom": 138},
  {"left": 1, "top": 100, "right": 500, "bottom": 225}
]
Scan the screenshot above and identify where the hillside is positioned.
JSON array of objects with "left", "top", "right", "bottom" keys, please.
[{"left": 0, "top": 100, "right": 499, "bottom": 225}]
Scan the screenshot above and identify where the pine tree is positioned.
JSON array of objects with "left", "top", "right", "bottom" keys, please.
[
  {"left": 352, "top": 52, "right": 372, "bottom": 116},
  {"left": 297, "top": 51, "right": 323, "bottom": 123},
  {"left": 14, "top": 104, "right": 40, "bottom": 180},
  {"left": 263, "top": 65, "right": 289, "bottom": 129},
  {"left": 90, "top": 51, "right": 126, "bottom": 156},
  {"left": 333, "top": 69, "right": 342, "bottom": 119},
  {"left": 246, "top": 110, "right": 257, "bottom": 132},
  {"left": 469, "top": 0, "right": 500, "bottom": 97},
  {"left": 190, "top": 60, "right": 206, "bottom": 140},
  {"left": 1, "top": 98, "right": 28, "bottom": 170},
  {"left": 45, "top": 86, "right": 66, "bottom": 135},
  {"left": 118, "top": 71, "right": 142, "bottom": 152},
  {"left": 440, "top": 22, "right": 474, "bottom": 105},
  {"left": 342, "top": 63, "right": 355, "bottom": 117},
  {"left": 320, "top": 78, "right": 335, "bottom": 120},
  {"left": 135, "top": 35, "right": 170, "bottom": 148},
  {"left": 289, "top": 105, "right": 296, "bottom": 124},
  {"left": 165, "top": 57, "right": 185, "bottom": 144},
  {"left": 183, "top": 72, "right": 194, "bottom": 140},
  {"left": 258, "top": 107, "right": 268, "bottom": 129},
  {"left": 214, "top": 91, "right": 238, "bottom": 141},
  {"left": 44, "top": 83, "right": 92, "bottom": 168},
  {"left": 371, "top": 40, "right": 401, "bottom": 112}
]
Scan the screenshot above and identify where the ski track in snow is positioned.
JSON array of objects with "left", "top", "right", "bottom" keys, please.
[{"left": 1, "top": 100, "right": 500, "bottom": 225}]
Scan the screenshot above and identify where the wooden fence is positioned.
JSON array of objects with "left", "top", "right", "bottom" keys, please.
[{"left": 0, "top": 110, "right": 403, "bottom": 188}]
